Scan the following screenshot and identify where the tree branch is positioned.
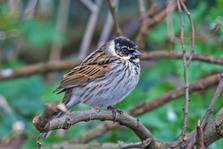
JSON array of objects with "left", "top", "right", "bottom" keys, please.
[
  {"left": 196, "top": 120, "right": 205, "bottom": 149},
  {"left": 1, "top": 51, "right": 223, "bottom": 81},
  {"left": 177, "top": 0, "right": 190, "bottom": 139},
  {"left": 79, "top": 0, "right": 103, "bottom": 59},
  {"left": 179, "top": 0, "right": 195, "bottom": 66},
  {"left": 33, "top": 108, "right": 158, "bottom": 148},
  {"left": 201, "top": 76, "right": 223, "bottom": 128},
  {"left": 73, "top": 73, "right": 222, "bottom": 143},
  {"left": 97, "top": 0, "right": 120, "bottom": 47},
  {"left": 135, "top": 0, "right": 178, "bottom": 50},
  {"left": 185, "top": 113, "right": 223, "bottom": 148},
  {"left": 187, "top": 75, "right": 223, "bottom": 148},
  {"left": 107, "top": 0, "right": 122, "bottom": 36},
  {"left": 138, "top": 0, "right": 147, "bottom": 19},
  {"left": 42, "top": 142, "right": 155, "bottom": 149},
  {"left": 130, "top": 73, "right": 222, "bottom": 116},
  {"left": 49, "top": 0, "right": 70, "bottom": 61},
  {"left": 35, "top": 108, "right": 223, "bottom": 149},
  {"left": 141, "top": 51, "right": 223, "bottom": 65},
  {"left": 0, "top": 61, "right": 80, "bottom": 81}
]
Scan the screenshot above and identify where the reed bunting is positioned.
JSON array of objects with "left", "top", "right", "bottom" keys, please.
[{"left": 40, "top": 36, "right": 141, "bottom": 138}]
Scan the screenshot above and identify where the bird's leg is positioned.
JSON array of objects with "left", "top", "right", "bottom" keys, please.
[
  {"left": 107, "top": 106, "right": 123, "bottom": 122},
  {"left": 57, "top": 103, "right": 69, "bottom": 114}
]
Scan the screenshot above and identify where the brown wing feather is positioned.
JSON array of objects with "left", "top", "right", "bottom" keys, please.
[
  {"left": 60, "top": 64, "right": 109, "bottom": 89},
  {"left": 55, "top": 46, "right": 117, "bottom": 93}
]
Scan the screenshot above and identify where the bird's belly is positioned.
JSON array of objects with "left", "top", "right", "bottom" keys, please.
[{"left": 73, "top": 64, "right": 140, "bottom": 107}]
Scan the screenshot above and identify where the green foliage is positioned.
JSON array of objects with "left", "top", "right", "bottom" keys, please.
[
  {"left": 0, "top": 0, "right": 223, "bottom": 148},
  {"left": 0, "top": 4, "right": 18, "bottom": 31},
  {"left": 19, "top": 20, "right": 63, "bottom": 47},
  {"left": 0, "top": 76, "right": 44, "bottom": 140}
]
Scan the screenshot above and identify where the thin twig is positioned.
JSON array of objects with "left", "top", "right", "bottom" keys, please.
[
  {"left": 184, "top": 113, "right": 223, "bottom": 148},
  {"left": 187, "top": 74, "right": 223, "bottom": 148},
  {"left": 47, "top": 0, "right": 70, "bottom": 82},
  {"left": 23, "top": 0, "right": 38, "bottom": 19},
  {"left": 130, "top": 73, "right": 222, "bottom": 116},
  {"left": 107, "top": 0, "right": 122, "bottom": 36},
  {"left": 97, "top": 0, "right": 120, "bottom": 47},
  {"left": 136, "top": 0, "right": 179, "bottom": 50},
  {"left": 73, "top": 73, "right": 222, "bottom": 143},
  {"left": 196, "top": 120, "right": 205, "bottom": 149},
  {"left": 79, "top": 0, "right": 103, "bottom": 59},
  {"left": 177, "top": 0, "right": 190, "bottom": 139},
  {"left": 138, "top": 0, "right": 147, "bottom": 19},
  {"left": 49, "top": 0, "right": 70, "bottom": 61},
  {"left": 166, "top": 0, "right": 175, "bottom": 43},
  {"left": 179, "top": 0, "right": 195, "bottom": 66},
  {"left": 1, "top": 51, "right": 223, "bottom": 81},
  {"left": 0, "top": 61, "right": 80, "bottom": 81},
  {"left": 201, "top": 75, "right": 223, "bottom": 128}
]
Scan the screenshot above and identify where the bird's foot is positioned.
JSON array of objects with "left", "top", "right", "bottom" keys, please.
[{"left": 107, "top": 106, "right": 123, "bottom": 123}]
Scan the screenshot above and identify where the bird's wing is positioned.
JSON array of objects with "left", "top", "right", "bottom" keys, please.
[
  {"left": 60, "top": 64, "right": 109, "bottom": 89},
  {"left": 54, "top": 48, "right": 117, "bottom": 93}
]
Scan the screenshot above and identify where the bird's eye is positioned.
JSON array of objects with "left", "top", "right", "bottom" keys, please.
[{"left": 122, "top": 48, "right": 128, "bottom": 55}]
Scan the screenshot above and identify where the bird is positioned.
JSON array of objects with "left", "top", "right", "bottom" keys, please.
[{"left": 39, "top": 36, "right": 141, "bottom": 138}]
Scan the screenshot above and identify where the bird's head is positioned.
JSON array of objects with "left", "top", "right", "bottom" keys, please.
[{"left": 108, "top": 36, "right": 141, "bottom": 63}]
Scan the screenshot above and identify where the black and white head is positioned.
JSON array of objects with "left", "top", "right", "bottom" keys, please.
[{"left": 108, "top": 36, "right": 141, "bottom": 63}]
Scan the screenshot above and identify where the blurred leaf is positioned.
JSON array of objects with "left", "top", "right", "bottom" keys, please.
[{"left": 19, "top": 20, "right": 63, "bottom": 47}]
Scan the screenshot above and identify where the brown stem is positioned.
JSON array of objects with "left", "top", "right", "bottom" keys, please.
[
  {"left": 177, "top": 0, "right": 190, "bottom": 139},
  {"left": 196, "top": 120, "right": 205, "bottom": 149},
  {"left": 79, "top": 0, "right": 103, "bottom": 59},
  {"left": 33, "top": 108, "right": 157, "bottom": 148},
  {"left": 135, "top": 0, "right": 179, "bottom": 50},
  {"left": 107, "top": 0, "right": 122, "bottom": 36},
  {"left": 187, "top": 75, "right": 223, "bottom": 148},
  {"left": 74, "top": 73, "right": 222, "bottom": 143},
  {"left": 179, "top": 0, "right": 195, "bottom": 66},
  {"left": 1, "top": 51, "right": 223, "bottom": 82},
  {"left": 36, "top": 110, "right": 223, "bottom": 149}
]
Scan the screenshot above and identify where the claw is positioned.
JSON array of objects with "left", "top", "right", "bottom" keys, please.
[{"left": 107, "top": 106, "right": 123, "bottom": 123}]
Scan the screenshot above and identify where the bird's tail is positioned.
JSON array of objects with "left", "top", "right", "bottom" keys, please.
[
  {"left": 39, "top": 130, "right": 52, "bottom": 138},
  {"left": 39, "top": 95, "right": 80, "bottom": 138},
  {"left": 38, "top": 111, "right": 64, "bottom": 138}
]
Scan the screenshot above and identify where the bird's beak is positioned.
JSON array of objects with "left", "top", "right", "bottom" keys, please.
[{"left": 133, "top": 49, "right": 142, "bottom": 56}]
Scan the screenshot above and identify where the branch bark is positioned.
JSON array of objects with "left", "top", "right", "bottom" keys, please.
[
  {"left": 79, "top": 0, "right": 103, "bottom": 59},
  {"left": 73, "top": 73, "right": 222, "bottom": 143},
  {"left": 196, "top": 120, "right": 205, "bottom": 149},
  {"left": 0, "top": 61, "right": 80, "bottom": 81},
  {"left": 35, "top": 108, "right": 223, "bottom": 149},
  {"left": 177, "top": 0, "right": 190, "bottom": 139},
  {"left": 49, "top": 0, "right": 70, "bottom": 61},
  {"left": 97, "top": 0, "right": 120, "bottom": 47},
  {"left": 34, "top": 108, "right": 159, "bottom": 149},
  {"left": 187, "top": 76, "right": 223, "bottom": 148},
  {"left": 107, "top": 0, "right": 122, "bottom": 36},
  {"left": 1, "top": 51, "right": 223, "bottom": 81},
  {"left": 135, "top": 0, "right": 177, "bottom": 50}
]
